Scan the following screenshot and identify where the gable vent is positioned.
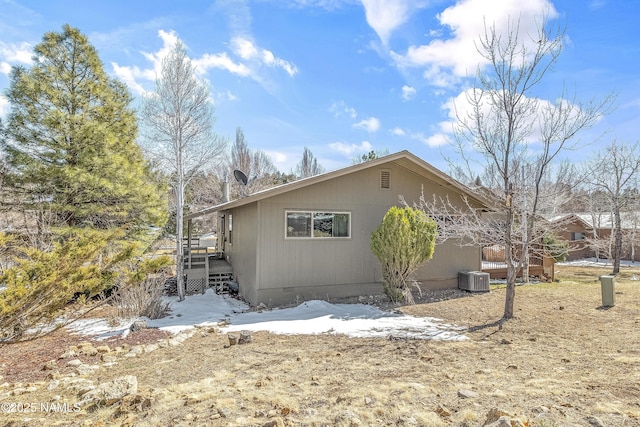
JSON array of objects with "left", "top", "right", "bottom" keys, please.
[{"left": 380, "top": 169, "right": 390, "bottom": 189}]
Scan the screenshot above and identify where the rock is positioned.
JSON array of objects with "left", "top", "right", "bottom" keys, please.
[
  {"left": 67, "top": 359, "right": 83, "bottom": 367},
  {"left": 238, "top": 332, "right": 252, "bottom": 344},
  {"left": 80, "top": 375, "right": 138, "bottom": 406},
  {"left": 218, "top": 407, "right": 232, "bottom": 418},
  {"left": 586, "top": 416, "right": 606, "bottom": 427},
  {"left": 59, "top": 349, "right": 77, "bottom": 359},
  {"left": 43, "top": 360, "right": 58, "bottom": 370},
  {"left": 75, "top": 364, "right": 100, "bottom": 376},
  {"left": 101, "top": 355, "right": 118, "bottom": 363},
  {"left": 144, "top": 343, "right": 159, "bottom": 353},
  {"left": 436, "top": 404, "right": 452, "bottom": 417},
  {"left": 129, "top": 345, "right": 144, "bottom": 355},
  {"left": 63, "top": 378, "right": 96, "bottom": 395},
  {"left": 485, "top": 408, "right": 511, "bottom": 424},
  {"left": 262, "top": 417, "right": 285, "bottom": 427},
  {"left": 118, "top": 394, "right": 153, "bottom": 414},
  {"left": 364, "top": 397, "right": 374, "bottom": 405},
  {"left": 228, "top": 334, "right": 239, "bottom": 346},
  {"left": 485, "top": 416, "right": 512, "bottom": 427},
  {"left": 130, "top": 319, "right": 147, "bottom": 332},
  {"left": 335, "top": 409, "right": 361, "bottom": 426},
  {"left": 457, "top": 389, "right": 478, "bottom": 399}
]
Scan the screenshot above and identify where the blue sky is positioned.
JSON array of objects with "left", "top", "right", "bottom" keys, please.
[{"left": 1, "top": 0, "right": 638, "bottom": 174}]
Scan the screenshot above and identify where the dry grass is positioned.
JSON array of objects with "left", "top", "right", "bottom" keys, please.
[{"left": 2, "top": 264, "right": 640, "bottom": 426}]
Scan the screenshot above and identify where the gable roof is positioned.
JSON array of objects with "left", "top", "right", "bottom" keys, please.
[
  {"left": 186, "top": 150, "right": 492, "bottom": 220},
  {"left": 546, "top": 213, "right": 594, "bottom": 230}
]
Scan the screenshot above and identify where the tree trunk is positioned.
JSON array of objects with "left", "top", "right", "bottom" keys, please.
[
  {"left": 503, "top": 206, "right": 516, "bottom": 319},
  {"left": 612, "top": 204, "right": 622, "bottom": 274},
  {"left": 176, "top": 169, "right": 185, "bottom": 301}
]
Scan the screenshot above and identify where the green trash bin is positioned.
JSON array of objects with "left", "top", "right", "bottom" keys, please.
[{"left": 600, "top": 275, "right": 615, "bottom": 307}]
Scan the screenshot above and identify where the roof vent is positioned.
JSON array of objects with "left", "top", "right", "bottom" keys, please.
[{"left": 380, "top": 169, "right": 390, "bottom": 189}]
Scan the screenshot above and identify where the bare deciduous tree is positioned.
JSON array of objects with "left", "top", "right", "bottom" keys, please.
[
  {"left": 142, "top": 41, "right": 226, "bottom": 301},
  {"left": 295, "top": 147, "right": 324, "bottom": 179},
  {"left": 416, "top": 17, "right": 613, "bottom": 320},
  {"left": 584, "top": 141, "right": 640, "bottom": 274},
  {"left": 228, "top": 127, "right": 278, "bottom": 196}
]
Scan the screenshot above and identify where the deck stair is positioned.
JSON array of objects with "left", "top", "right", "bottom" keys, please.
[{"left": 183, "top": 247, "right": 233, "bottom": 294}]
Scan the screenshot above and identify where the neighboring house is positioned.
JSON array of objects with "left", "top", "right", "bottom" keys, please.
[
  {"left": 547, "top": 213, "right": 594, "bottom": 261},
  {"left": 185, "top": 150, "right": 490, "bottom": 306},
  {"left": 550, "top": 212, "right": 640, "bottom": 261}
]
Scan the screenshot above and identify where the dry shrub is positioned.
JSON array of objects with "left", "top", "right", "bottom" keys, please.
[{"left": 112, "top": 273, "right": 171, "bottom": 320}]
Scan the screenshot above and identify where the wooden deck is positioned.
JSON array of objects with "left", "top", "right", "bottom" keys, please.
[
  {"left": 481, "top": 258, "right": 555, "bottom": 281},
  {"left": 481, "top": 246, "right": 555, "bottom": 282},
  {"left": 183, "top": 247, "right": 234, "bottom": 294}
]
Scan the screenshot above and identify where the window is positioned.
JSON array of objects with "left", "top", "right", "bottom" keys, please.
[
  {"left": 286, "top": 211, "right": 350, "bottom": 238},
  {"left": 228, "top": 214, "right": 233, "bottom": 244},
  {"left": 571, "top": 232, "right": 585, "bottom": 241}
]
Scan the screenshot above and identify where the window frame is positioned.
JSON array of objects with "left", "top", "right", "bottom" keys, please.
[
  {"left": 285, "top": 210, "right": 352, "bottom": 239},
  {"left": 571, "top": 231, "right": 585, "bottom": 241}
]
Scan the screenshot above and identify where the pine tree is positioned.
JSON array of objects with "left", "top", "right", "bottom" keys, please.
[{"left": 1, "top": 25, "right": 166, "bottom": 234}]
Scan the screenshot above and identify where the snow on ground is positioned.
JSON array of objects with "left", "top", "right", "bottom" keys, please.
[
  {"left": 67, "top": 288, "right": 467, "bottom": 341},
  {"left": 557, "top": 258, "right": 640, "bottom": 268}
]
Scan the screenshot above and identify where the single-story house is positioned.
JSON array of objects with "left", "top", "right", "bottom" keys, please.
[
  {"left": 547, "top": 213, "right": 595, "bottom": 261},
  {"left": 550, "top": 212, "right": 640, "bottom": 261},
  {"left": 185, "top": 150, "right": 490, "bottom": 306}
]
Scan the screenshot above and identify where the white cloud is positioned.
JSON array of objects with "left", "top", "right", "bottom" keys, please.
[
  {"left": 111, "top": 62, "right": 148, "bottom": 95},
  {"left": 431, "top": 86, "right": 589, "bottom": 151},
  {"left": 231, "top": 37, "right": 298, "bottom": 77},
  {"left": 361, "top": 0, "right": 425, "bottom": 45},
  {"left": 391, "top": 0, "right": 558, "bottom": 87},
  {"left": 419, "top": 132, "right": 449, "bottom": 147},
  {"left": 224, "top": 90, "right": 238, "bottom": 101},
  {"left": 0, "top": 41, "right": 33, "bottom": 75},
  {"left": 111, "top": 30, "right": 296, "bottom": 96},
  {"left": 329, "top": 141, "right": 373, "bottom": 155},
  {"left": 265, "top": 150, "right": 288, "bottom": 164},
  {"left": 353, "top": 117, "right": 381, "bottom": 132},
  {"left": 391, "top": 127, "right": 406, "bottom": 136},
  {"left": 328, "top": 100, "right": 358, "bottom": 119},
  {"left": 401, "top": 85, "right": 416, "bottom": 101},
  {"left": 193, "top": 52, "right": 252, "bottom": 76}
]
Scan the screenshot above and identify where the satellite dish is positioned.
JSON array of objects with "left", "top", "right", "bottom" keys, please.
[{"left": 233, "top": 169, "right": 248, "bottom": 186}]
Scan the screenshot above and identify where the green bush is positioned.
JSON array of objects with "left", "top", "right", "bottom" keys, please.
[
  {"left": 370, "top": 206, "right": 438, "bottom": 304},
  {"left": 544, "top": 233, "right": 569, "bottom": 262}
]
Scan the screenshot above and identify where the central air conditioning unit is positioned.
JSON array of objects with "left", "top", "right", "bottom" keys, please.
[{"left": 458, "top": 271, "right": 490, "bottom": 292}]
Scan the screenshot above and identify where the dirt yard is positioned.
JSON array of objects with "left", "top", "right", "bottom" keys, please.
[{"left": 1, "top": 264, "right": 640, "bottom": 426}]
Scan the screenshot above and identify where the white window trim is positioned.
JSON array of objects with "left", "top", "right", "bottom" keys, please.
[{"left": 285, "top": 210, "right": 352, "bottom": 239}]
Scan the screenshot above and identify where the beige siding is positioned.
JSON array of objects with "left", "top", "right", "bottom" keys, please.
[
  {"left": 224, "top": 203, "right": 259, "bottom": 303},
  {"left": 239, "top": 163, "right": 479, "bottom": 306}
]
